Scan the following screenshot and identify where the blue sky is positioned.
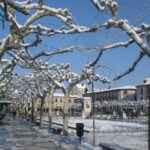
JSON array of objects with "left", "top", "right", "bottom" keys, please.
[{"left": 2, "top": 0, "right": 150, "bottom": 88}]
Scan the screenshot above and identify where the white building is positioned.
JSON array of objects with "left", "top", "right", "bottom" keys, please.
[
  {"left": 85, "top": 85, "right": 136, "bottom": 102},
  {"left": 136, "top": 78, "right": 150, "bottom": 101}
]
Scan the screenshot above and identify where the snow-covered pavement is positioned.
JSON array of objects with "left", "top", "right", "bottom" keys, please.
[
  {"left": 41, "top": 116, "right": 148, "bottom": 150},
  {"left": 0, "top": 116, "right": 147, "bottom": 150},
  {"left": 0, "top": 119, "right": 66, "bottom": 150},
  {"left": 50, "top": 117, "right": 147, "bottom": 132}
]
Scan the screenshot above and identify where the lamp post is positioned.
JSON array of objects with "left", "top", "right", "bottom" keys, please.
[
  {"left": 148, "top": 97, "right": 150, "bottom": 150},
  {"left": 91, "top": 74, "right": 96, "bottom": 146}
]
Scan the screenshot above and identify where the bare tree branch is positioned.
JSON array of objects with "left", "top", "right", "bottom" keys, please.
[
  {"left": 33, "top": 46, "right": 76, "bottom": 59},
  {"left": 87, "top": 50, "right": 103, "bottom": 68},
  {"left": 113, "top": 52, "right": 145, "bottom": 81}
]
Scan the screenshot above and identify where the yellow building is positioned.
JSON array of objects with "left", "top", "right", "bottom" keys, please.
[
  {"left": 51, "top": 93, "right": 80, "bottom": 115},
  {"left": 34, "top": 84, "right": 92, "bottom": 117}
]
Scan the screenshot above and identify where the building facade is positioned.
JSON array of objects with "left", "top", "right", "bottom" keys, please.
[
  {"left": 85, "top": 86, "right": 136, "bottom": 102},
  {"left": 33, "top": 78, "right": 150, "bottom": 119},
  {"left": 52, "top": 94, "right": 80, "bottom": 116},
  {"left": 136, "top": 78, "right": 150, "bottom": 101},
  {"left": 35, "top": 84, "right": 91, "bottom": 117}
]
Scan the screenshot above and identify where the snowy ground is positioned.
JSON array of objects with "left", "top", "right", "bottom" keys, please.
[
  {"left": 0, "top": 119, "right": 65, "bottom": 150},
  {"left": 84, "top": 131, "right": 147, "bottom": 150},
  {"left": 41, "top": 116, "right": 148, "bottom": 150},
  {"left": 1, "top": 116, "right": 147, "bottom": 150},
  {"left": 52, "top": 117, "right": 147, "bottom": 132}
]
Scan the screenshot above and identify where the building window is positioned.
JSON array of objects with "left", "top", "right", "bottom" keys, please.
[
  {"left": 141, "top": 88, "right": 143, "bottom": 94},
  {"left": 124, "top": 90, "right": 127, "bottom": 95},
  {"left": 140, "top": 88, "right": 143, "bottom": 100},
  {"left": 147, "top": 86, "right": 150, "bottom": 100},
  {"left": 73, "top": 99, "right": 76, "bottom": 103}
]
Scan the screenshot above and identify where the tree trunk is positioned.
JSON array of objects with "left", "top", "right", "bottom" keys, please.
[
  {"left": 24, "top": 106, "right": 27, "bottom": 119},
  {"left": 63, "top": 92, "right": 70, "bottom": 135},
  {"left": 63, "top": 111, "right": 69, "bottom": 135},
  {"left": 48, "top": 94, "right": 53, "bottom": 129},
  {"left": 31, "top": 98, "right": 35, "bottom": 122},
  {"left": 39, "top": 98, "right": 44, "bottom": 128}
]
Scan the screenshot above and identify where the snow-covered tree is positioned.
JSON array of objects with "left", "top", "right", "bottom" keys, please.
[{"left": 0, "top": 0, "right": 149, "bottom": 137}]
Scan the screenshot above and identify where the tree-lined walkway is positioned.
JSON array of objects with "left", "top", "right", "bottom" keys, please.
[{"left": 0, "top": 119, "right": 64, "bottom": 150}]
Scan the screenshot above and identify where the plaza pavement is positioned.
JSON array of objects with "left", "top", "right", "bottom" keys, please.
[
  {"left": 1, "top": 117, "right": 147, "bottom": 150},
  {"left": 0, "top": 119, "right": 65, "bottom": 150}
]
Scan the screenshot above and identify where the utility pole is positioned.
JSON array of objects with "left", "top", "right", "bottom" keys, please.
[
  {"left": 91, "top": 79, "right": 96, "bottom": 146},
  {"left": 148, "top": 98, "right": 150, "bottom": 150}
]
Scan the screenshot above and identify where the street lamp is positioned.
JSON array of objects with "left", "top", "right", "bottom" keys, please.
[
  {"left": 89, "top": 66, "right": 96, "bottom": 147},
  {"left": 91, "top": 79, "right": 96, "bottom": 146}
]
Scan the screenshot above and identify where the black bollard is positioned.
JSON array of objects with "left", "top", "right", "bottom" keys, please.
[{"left": 76, "top": 123, "right": 84, "bottom": 144}]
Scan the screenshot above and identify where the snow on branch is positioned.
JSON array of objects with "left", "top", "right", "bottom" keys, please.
[
  {"left": 91, "top": 0, "right": 118, "bottom": 17},
  {"left": 0, "top": 59, "right": 17, "bottom": 94},
  {"left": 93, "top": 18, "right": 150, "bottom": 57},
  {"left": 32, "top": 46, "right": 76, "bottom": 59},
  {"left": 32, "top": 39, "right": 135, "bottom": 60},
  {"left": 0, "top": 1, "right": 99, "bottom": 60},
  {"left": 0, "top": 0, "right": 150, "bottom": 95}
]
